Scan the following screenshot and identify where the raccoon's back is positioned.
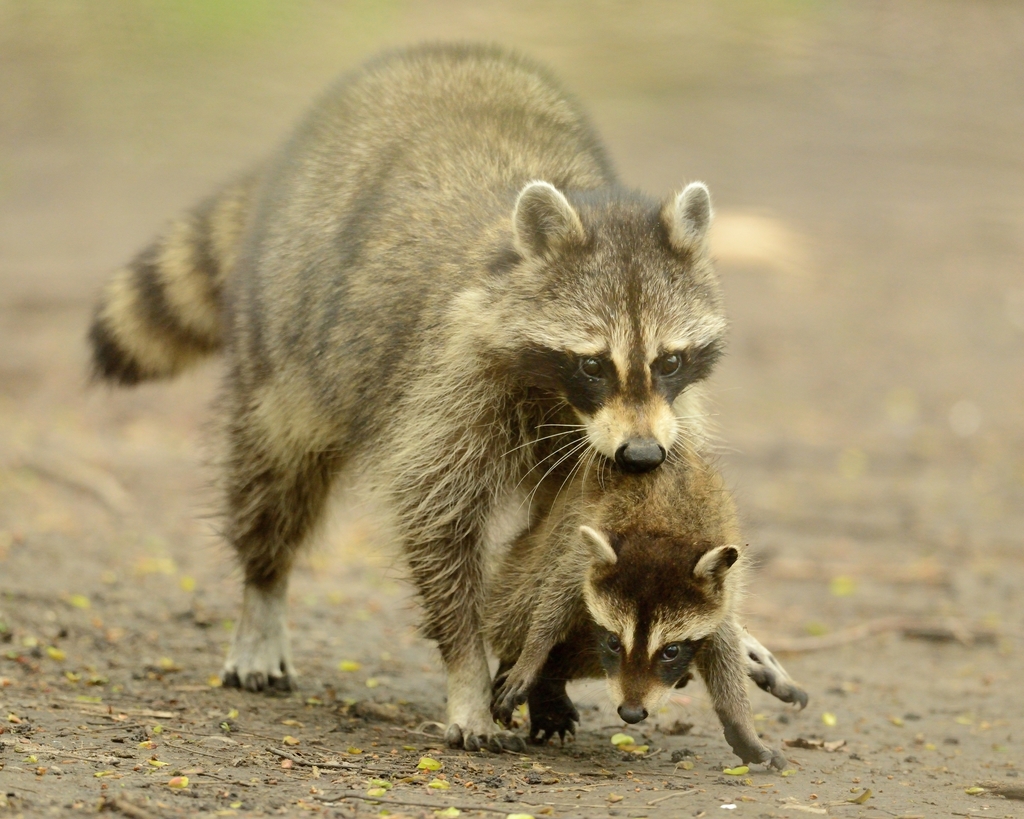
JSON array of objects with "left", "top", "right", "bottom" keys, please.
[{"left": 233, "top": 44, "right": 615, "bottom": 396}]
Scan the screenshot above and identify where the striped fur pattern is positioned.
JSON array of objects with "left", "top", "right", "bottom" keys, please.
[
  {"left": 89, "top": 175, "right": 257, "bottom": 383},
  {"left": 487, "top": 448, "right": 788, "bottom": 768},
  {"left": 87, "top": 44, "right": 729, "bottom": 751}
]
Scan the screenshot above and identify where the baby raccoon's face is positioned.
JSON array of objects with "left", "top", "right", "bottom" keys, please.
[
  {"left": 579, "top": 526, "right": 740, "bottom": 723},
  {"left": 508, "top": 180, "right": 725, "bottom": 473}
]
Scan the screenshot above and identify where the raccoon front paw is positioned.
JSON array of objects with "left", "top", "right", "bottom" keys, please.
[
  {"left": 222, "top": 584, "right": 297, "bottom": 694},
  {"left": 722, "top": 723, "right": 788, "bottom": 770},
  {"left": 742, "top": 630, "right": 808, "bottom": 709},
  {"left": 527, "top": 679, "right": 579, "bottom": 745},
  {"left": 444, "top": 722, "right": 527, "bottom": 754},
  {"left": 491, "top": 668, "right": 532, "bottom": 728},
  {"left": 221, "top": 657, "right": 296, "bottom": 693}
]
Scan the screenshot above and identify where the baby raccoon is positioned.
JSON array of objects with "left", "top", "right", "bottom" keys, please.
[{"left": 486, "top": 449, "right": 805, "bottom": 768}]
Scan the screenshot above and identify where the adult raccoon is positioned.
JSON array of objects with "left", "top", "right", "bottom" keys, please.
[
  {"left": 90, "top": 43, "right": 730, "bottom": 751},
  {"left": 487, "top": 446, "right": 805, "bottom": 767}
]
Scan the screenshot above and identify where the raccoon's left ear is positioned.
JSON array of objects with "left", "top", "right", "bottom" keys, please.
[
  {"left": 580, "top": 525, "right": 618, "bottom": 566},
  {"left": 663, "top": 182, "right": 713, "bottom": 254},
  {"left": 693, "top": 544, "right": 738, "bottom": 583},
  {"left": 513, "top": 181, "right": 586, "bottom": 259}
]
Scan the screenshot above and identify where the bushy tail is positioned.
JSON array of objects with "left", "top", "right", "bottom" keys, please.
[{"left": 88, "top": 174, "right": 257, "bottom": 384}]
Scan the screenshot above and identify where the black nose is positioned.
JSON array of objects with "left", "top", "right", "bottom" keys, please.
[
  {"left": 617, "top": 704, "right": 649, "bottom": 724},
  {"left": 614, "top": 439, "right": 666, "bottom": 473}
]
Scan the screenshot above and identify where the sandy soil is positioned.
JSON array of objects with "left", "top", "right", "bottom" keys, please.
[{"left": 2, "top": 3, "right": 1023, "bottom": 817}]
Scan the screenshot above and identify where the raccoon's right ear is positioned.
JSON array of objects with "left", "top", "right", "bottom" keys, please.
[
  {"left": 513, "top": 181, "right": 586, "bottom": 259},
  {"left": 693, "top": 544, "right": 739, "bottom": 583},
  {"left": 580, "top": 525, "right": 618, "bottom": 566},
  {"left": 663, "top": 181, "right": 713, "bottom": 255}
]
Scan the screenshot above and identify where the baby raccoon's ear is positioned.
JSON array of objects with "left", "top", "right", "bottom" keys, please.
[
  {"left": 513, "top": 181, "right": 586, "bottom": 258},
  {"left": 663, "top": 181, "right": 713, "bottom": 254},
  {"left": 580, "top": 525, "right": 617, "bottom": 566},
  {"left": 693, "top": 544, "right": 739, "bottom": 584}
]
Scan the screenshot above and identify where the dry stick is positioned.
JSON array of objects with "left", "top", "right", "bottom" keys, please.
[
  {"left": 648, "top": 788, "right": 700, "bottom": 805},
  {"left": 765, "top": 617, "right": 1002, "bottom": 654},
  {"left": 973, "top": 781, "right": 1024, "bottom": 801},
  {"left": 314, "top": 791, "right": 511, "bottom": 814},
  {"left": 99, "top": 795, "right": 163, "bottom": 819},
  {"left": 269, "top": 747, "right": 359, "bottom": 769}
]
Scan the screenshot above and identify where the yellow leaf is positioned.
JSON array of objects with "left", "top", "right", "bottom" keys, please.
[
  {"left": 610, "top": 733, "right": 634, "bottom": 746},
  {"left": 46, "top": 646, "right": 66, "bottom": 661},
  {"left": 347, "top": 746, "right": 363, "bottom": 754},
  {"left": 227, "top": 708, "right": 239, "bottom": 719},
  {"left": 821, "top": 712, "right": 837, "bottom": 727},
  {"left": 417, "top": 756, "right": 442, "bottom": 771},
  {"left": 829, "top": 576, "right": 856, "bottom": 597},
  {"left": 505, "top": 815, "right": 535, "bottom": 819},
  {"left": 148, "top": 759, "right": 168, "bottom": 767},
  {"left": 677, "top": 760, "right": 694, "bottom": 770},
  {"left": 366, "top": 678, "right": 380, "bottom": 688},
  {"left": 25, "top": 755, "right": 37, "bottom": 763},
  {"left": 781, "top": 769, "right": 799, "bottom": 777},
  {"left": 168, "top": 776, "right": 189, "bottom": 789},
  {"left": 179, "top": 576, "right": 196, "bottom": 592},
  {"left": 368, "top": 779, "right": 392, "bottom": 789},
  {"left": 207, "top": 675, "right": 223, "bottom": 688},
  {"left": 403, "top": 745, "right": 417, "bottom": 751},
  {"left": 338, "top": 660, "right": 362, "bottom": 672},
  {"left": 138, "top": 741, "right": 156, "bottom": 749},
  {"left": 723, "top": 766, "right": 749, "bottom": 775},
  {"left": 367, "top": 788, "right": 388, "bottom": 797},
  {"left": 69, "top": 594, "right": 91, "bottom": 609},
  {"left": 965, "top": 787, "right": 986, "bottom": 795},
  {"left": 94, "top": 771, "right": 115, "bottom": 778},
  {"left": 848, "top": 789, "right": 872, "bottom": 804},
  {"left": 428, "top": 778, "right": 450, "bottom": 790},
  {"left": 435, "top": 809, "right": 462, "bottom": 818},
  {"left": 283, "top": 735, "right": 300, "bottom": 746},
  {"left": 158, "top": 657, "right": 179, "bottom": 671},
  {"left": 152, "top": 725, "right": 163, "bottom": 734},
  {"left": 281, "top": 719, "right": 303, "bottom": 727},
  {"left": 608, "top": 793, "right": 624, "bottom": 803},
  {"left": 230, "top": 803, "right": 242, "bottom": 810}
]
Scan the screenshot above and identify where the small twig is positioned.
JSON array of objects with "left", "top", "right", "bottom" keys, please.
[
  {"left": 766, "top": 617, "right": 1003, "bottom": 654},
  {"left": 269, "top": 747, "right": 358, "bottom": 769},
  {"left": 163, "top": 740, "right": 237, "bottom": 761},
  {"left": 314, "top": 791, "right": 511, "bottom": 814},
  {"left": 99, "top": 795, "right": 163, "bottom": 819},
  {"left": 973, "top": 781, "right": 1024, "bottom": 801},
  {"left": 648, "top": 788, "right": 699, "bottom": 805}
]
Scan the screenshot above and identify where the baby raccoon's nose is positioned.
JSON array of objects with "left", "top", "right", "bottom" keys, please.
[
  {"left": 614, "top": 438, "right": 666, "bottom": 473},
  {"left": 617, "top": 703, "right": 649, "bottom": 724}
]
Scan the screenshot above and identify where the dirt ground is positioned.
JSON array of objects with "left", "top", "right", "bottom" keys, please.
[{"left": 2, "top": 3, "right": 1023, "bottom": 817}]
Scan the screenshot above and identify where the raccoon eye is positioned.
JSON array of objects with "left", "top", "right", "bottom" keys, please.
[
  {"left": 653, "top": 352, "right": 682, "bottom": 377},
  {"left": 606, "top": 634, "right": 622, "bottom": 654},
  {"left": 580, "top": 357, "right": 603, "bottom": 379},
  {"left": 660, "top": 643, "right": 682, "bottom": 662}
]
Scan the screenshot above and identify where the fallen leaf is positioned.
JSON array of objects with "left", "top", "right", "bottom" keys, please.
[
  {"left": 848, "top": 788, "right": 872, "bottom": 804},
  {"left": 428, "top": 778, "right": 450, "bottom": 790},
  {"left": 168, "top": 776, "right": 189, "bottom": 789},
  {"left": 417, "top": 757, "right": 442, "bottom": 771},
  {"left": 610, "top": 733, "right": 635, "bottom": 747},
  {"left": 723, "top": 766, "right": 749, "bottom": 776},
  {"left": 68, "top": 594, "right": 91, "bottom": 609},
  {"left": 608, "top": 794, "right": 624, "bottom": 803},
  {"left": 821, "top": 712, "right": 837, "bottom": 727},
  {"left": 46, "top": 647, "right": 66, "bottom": 661},
  {"left": 338, "top": 660, "right": 362, "bottom": 672},
  {"left": 366, "top": 787, "right": 388, "bottom": 797},
  {"left": 965, "top": 787, "right": 986, "bottom": 795},
  {"left": 283, "top": 735, "right": 300, "bottom": 746},
  {"left": 435, "top": 809, "right": 461, "bottom": 818}
]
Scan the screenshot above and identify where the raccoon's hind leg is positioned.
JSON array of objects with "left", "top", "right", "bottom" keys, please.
[
  {"left": 741, "top": 628, "right": 808, "bottom": 708},
  {"left": 219, "top": 400, "right": 339, "bottom": 693}
]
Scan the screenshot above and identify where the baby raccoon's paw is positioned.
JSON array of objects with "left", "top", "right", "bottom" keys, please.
[
  {"left": 527, "top": 678, "right": 579, "bottom": 745},
  {"left": 444, "top": 720, "right": 527, "bottom": 754},
  {"left": 742, "top": 629, "right": 808, "bottom": 709},
  {"left": 221, "top": 590, "right": 296, "bottom": 694},
  {"left": 221, "top": 649, "right": 296, "bottom": 693},
  {"left": 722, "top": 724, "right": 788, "bottom": 771},
  {"left": 491, "top": 667, "right": 532, "bottom": 728}
]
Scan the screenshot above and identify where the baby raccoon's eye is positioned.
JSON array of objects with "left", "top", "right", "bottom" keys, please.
[
  {"left": 659, "top": 643, "right": 682, "bottom": 662},
  {"left": 653, "top": 352, "right": 682, "bottom": 377},
  {"left": 580, "top": 357, "right": 603, "bottom": 379},
  {"left": 606, "top": 634, "right": 622, "bottom": 654}
]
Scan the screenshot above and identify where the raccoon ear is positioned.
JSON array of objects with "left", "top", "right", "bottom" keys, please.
[
  {"left": 693, "top": 544, "right": 739, "bottom": 582},
  {"left": 580, "top": 525, "right": 617, "bottom": 566},
  {"left": 513, "top": 181, "right": 586, "bottom": 258},
  {"left": 663, "top": 182, "right": 713, "bottom": 254}
]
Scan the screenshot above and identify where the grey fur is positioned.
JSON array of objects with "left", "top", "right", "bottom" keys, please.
[{"left": 88, "top": 43, "right": 731, "bottom": 748}]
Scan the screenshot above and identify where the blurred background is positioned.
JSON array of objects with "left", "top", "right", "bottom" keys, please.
[{"left": 0, "top": 0, "right": 1022, "bottom": 802}]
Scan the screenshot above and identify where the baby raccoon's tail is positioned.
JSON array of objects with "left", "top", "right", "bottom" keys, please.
[{"left": 88, "top": 174, "right": 257, "bottom": 385}]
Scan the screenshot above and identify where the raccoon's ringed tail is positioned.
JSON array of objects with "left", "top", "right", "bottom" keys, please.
[{"left": 89, "top": 177, "right": 253, "bottom": 384}]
